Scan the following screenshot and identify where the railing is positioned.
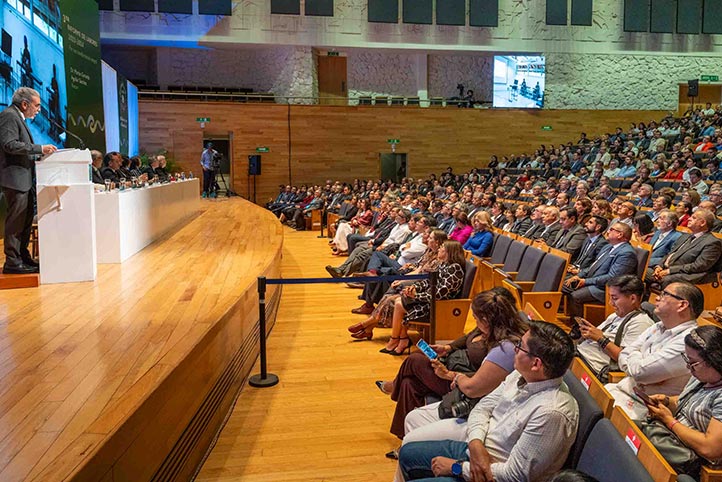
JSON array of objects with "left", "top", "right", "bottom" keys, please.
[{"left": 138, "top": 89, "right": 494, "bottom": 108}]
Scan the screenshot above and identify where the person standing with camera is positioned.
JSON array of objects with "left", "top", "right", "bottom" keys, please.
[{"left": 200, "top": 142, "right": 215, "bottom": 198}]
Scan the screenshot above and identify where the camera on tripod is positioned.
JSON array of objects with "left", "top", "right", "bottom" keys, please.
[{"left": 211, "top": 151, "right": 223, "bottom": 170}]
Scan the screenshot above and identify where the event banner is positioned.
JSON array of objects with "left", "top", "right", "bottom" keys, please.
[
  {"left": 60, "top": 0, "right": 105, "bottom": 151},
  {"left": 117, "top": 71, "right": 129, "bottom": 155}
]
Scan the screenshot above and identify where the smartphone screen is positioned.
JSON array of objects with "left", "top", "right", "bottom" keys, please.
[
  {"left": 633, "top": 386, "right": 653, "bottom": 405},
  {"left": 416, "top": 339, "right": 438, "bottom": 360}
]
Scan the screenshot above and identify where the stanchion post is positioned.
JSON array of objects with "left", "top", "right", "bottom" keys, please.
[
  {"left": 429, "top": 271, "right": 437, "bottom": 343},
  {"left": 249, "top": 276, "right": 279, "bottom": 388},
  {"left": 317, "top": 207, "right": 325, "bottom": 238}
]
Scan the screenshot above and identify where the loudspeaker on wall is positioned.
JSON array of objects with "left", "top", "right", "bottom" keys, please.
[
  {"left": 688, "top": 79, "right": 699, "bottom": 97},
  {"left": 248, "top": 155, "right": 262, "bottom": 175}
]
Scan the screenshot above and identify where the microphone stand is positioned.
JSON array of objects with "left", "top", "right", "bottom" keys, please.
[{"left": 46, "top": 116, "right": 86, "bottom": 150}]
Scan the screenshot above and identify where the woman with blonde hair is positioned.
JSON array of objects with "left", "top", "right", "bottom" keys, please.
[
  {"left": 591, "top": 199, "right": 613, "bottom": 219},
  {"left": 463, "top": 211, "right": 493, "bottom": 257}
]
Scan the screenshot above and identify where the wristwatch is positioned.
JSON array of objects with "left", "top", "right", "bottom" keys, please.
[{"left": 451, "top": 460, "right": 464, "bottom": 477}]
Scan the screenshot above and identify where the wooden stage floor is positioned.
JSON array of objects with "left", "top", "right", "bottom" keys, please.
[
  {"left": 196, "top": 228, "right": 450, "bottom": 482},
  {"left": 0, "top": 198, "right": 283, "bottom": 481}
]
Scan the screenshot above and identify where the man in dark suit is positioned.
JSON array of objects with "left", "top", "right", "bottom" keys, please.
[
  {"left": 522, "top": 206, "right": 546, "bottom": 240},
  {"left": 549, "top": 207, "right": 587, "bottom": 260},
  {"left": 510, "top": 204, "right": 532, "bottom": 235},
  {"left": 648, "top": 210, "right": 683, "bottom": 268},
  {"left": 648, "top": 209, "right": 722, "bottom": 286},
  {"left": 564, "top": 222, "right": 638, "bottom": 317},
  {"left": 536, "top": 206, "right": 562, "bottom": 244},
  {"left": 0, "top": 87, "right": 57, "bottom": 274},
  {"left": 102, "top": 151, "right": 123, "bottom": 184},
  {"left": 90, "top": 150, "right": 105, "bottom": 185},
  {"left": 567, "top": 215, "right": 608, "bottom": 275}
]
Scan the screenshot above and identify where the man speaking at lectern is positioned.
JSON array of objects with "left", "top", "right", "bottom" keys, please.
[{"left": 0, "top": 87, "right": 57, "bottom": 274}]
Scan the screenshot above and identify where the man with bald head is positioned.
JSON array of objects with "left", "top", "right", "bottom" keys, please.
[
  {"left": 0, "top": 87, "right": 57, "bottom": 274},
  {"left": 564, "top": 222, "right": 638, "bottom": 317}
]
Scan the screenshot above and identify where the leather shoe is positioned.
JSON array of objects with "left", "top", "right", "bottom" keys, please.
[
  {"left": 325, "top": 265, "right": 342, "bottom": 278},
  {"left": 3, "top": 263, "right": 39, "bottom": 274},
  {"left": 22, "top": 258, "right": 39, "bottom": 268},
  {"left": 351, "top": 303, "right": 374, "bottom": 315}
]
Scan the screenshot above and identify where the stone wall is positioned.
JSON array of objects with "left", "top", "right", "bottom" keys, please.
[
  {"left": 428, "top": 54, "right": 493, "bottom": 101},
  {"left": 545, "top": 53, "right": 722, "bottom": 110},
  {"left": 155, "top": 46, "right": 316, "bottom": 102},
  {"left": 347, "top": 50, "right": 419, "bottom": 98}
]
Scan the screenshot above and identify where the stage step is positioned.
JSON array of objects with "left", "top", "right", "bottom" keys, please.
[{"left": 0, "top": 273, "right": 39, "bottom": 289}]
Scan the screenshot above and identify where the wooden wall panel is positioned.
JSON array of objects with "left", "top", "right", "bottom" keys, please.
[{"left": 139, "top": 101, "right": 665, "bottom": 203}]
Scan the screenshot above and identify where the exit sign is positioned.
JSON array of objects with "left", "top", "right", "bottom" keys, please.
[
  {"left": 701, "top": 75, "right": 719, "bottom": 82},
  {"left": 387, "top": 139, "right": 400, "bottom": 144},
  {"left": 196, "top": 117, "right": 211, "bottom": 122},
  {"left": 541, "top": 125, "right": 553, "bottom": 131},
  {"left": 256, "top": 147, "right": 269, "bottom": 153},
  {"left": 327, "top": 51, "right": 340, "bottom": 56}
]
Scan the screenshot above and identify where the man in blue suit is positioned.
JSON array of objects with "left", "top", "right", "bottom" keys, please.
[
  {"left": 563, "top": 222, "right": 638, "bottom": 317},
  {"left": 648, "top": 210, "right": 684, "bottom": 268}
]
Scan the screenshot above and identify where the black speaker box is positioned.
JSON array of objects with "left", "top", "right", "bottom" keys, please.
[
  {"left": 248, "top": 155, "right": 262, "bottom": 175},
  {"left": 688, "top": 79, "right": 699, "bottom": 97}
]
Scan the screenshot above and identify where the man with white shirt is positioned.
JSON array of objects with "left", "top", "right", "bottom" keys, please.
[
  {"left": 326, "top": 208, "right": 411, "bottom": 278},
  {"left": 365, "top": 214, "right": 429, "bottom": 275},
  {"left": 575, "top": 275, "right": 654, "bottom": 377},
  {"left": 398, "top": 321, "right": 578, "bottom": 482},
  {"left": 605, "top": 282, "right": 701, "bottom": 420}
]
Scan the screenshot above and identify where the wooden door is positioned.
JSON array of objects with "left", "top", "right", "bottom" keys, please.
[{"left": 318, "top": 55, "right": 347, "bottom": 105}]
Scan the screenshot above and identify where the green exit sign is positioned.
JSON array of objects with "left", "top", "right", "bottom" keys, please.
[
  {"left": 387, "top": 139, "right": 400, "bottom": 144},
  {"left": 256, "top": 147, "right": 269, "bottom": 153},
  {"left": 196, "top": 117, "right": 211, "bottom": 122},
  {"left": 701, "top": 75, "right": 719, "bottom": 82},
  {"left": 541, "top": 125, "right": 553, "bottom": 131}
]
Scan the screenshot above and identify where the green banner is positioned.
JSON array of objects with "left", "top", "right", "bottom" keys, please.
[
  {"left": 60, "top": 0, "right": 105, "bottom": 151},
  {"left": 118, "top": 72, "right": 129, "bottom": 155}
]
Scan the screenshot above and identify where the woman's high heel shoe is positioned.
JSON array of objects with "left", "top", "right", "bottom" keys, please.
[
  {"left": 389, "top": 337, "right": 411, "bottom": 356},
  {"left": 380, "top": 337, "right": 399, "bottom": 354}
]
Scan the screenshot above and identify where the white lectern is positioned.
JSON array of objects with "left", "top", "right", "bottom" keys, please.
[{"left": 35, "top": 149, "right": 97, "bottom": 284}]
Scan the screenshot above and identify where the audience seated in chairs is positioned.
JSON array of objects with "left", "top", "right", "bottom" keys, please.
[
  {"left": 346, "top": 229, "right": 445, "bottom": 331},
  {"left": 380, "top": 240, "right": 466, "bottom": 356},
  {"left": 573, "top": 275, "right": 654, "bottom": 381},
  {"left": 397, "top": 321, "right": 578, "bottom": 482},
  {"left": 606, "top": 281, "right": 701, "bottom": 419},
  {"left": 647, "top": 209, "right": 722, "bottom": 288},
  {"left": 564, "top": 222, "right": 638, "bottom": 318},
  {"left": 331, "top": 198, "right": 373, "bottom": 254},
  {"left": 375, "top": 288, "right": 526, "bottom": 443}
]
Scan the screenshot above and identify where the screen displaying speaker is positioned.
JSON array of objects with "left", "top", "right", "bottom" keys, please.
[
  {"left": 493, "top": 55, "right": 545, "bottom": 109},
  {"left": 248, "top": 155, "right": 262, "bottom": 175}
]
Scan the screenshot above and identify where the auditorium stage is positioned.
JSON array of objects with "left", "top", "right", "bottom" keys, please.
[{"left": 0, "top": 198, "right": 282, "bottom": 481}]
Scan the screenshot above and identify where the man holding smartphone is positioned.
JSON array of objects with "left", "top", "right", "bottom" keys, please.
[{"left": 575, "top": 275, "right": 654, "bottom": 377}]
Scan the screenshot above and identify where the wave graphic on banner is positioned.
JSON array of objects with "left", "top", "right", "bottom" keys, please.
[{"left": 68, "top": 113, "right": 105, "bottom": 134}]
